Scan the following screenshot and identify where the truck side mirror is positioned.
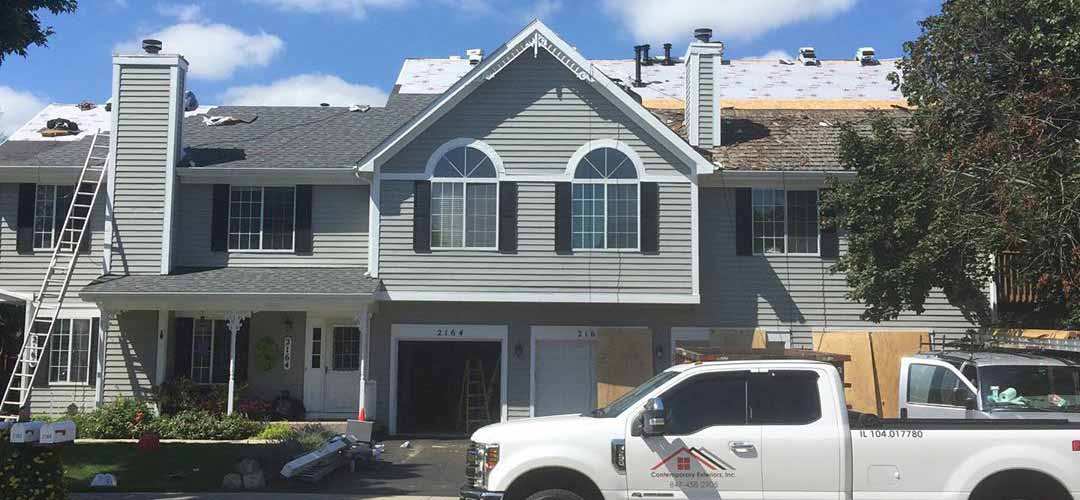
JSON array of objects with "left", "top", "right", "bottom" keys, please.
[
  {"left": 953, "top": 387, "right": 978, "bottom": 410},
  {"left": 642, "top": 398, "right": 666, "bottom": 436}
]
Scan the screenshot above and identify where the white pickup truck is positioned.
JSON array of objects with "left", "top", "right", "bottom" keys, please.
[{"left": 462, "top": 360, "right": 1080, "bottom": 500}]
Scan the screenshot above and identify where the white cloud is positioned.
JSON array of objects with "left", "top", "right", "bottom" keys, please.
[
  {"left": 116, "top": 23, "right": 284, "bottom": 81},
  {"left": 220, "top": 74, "right": 389, "bottom": 106},
  {"left": 602, "top": 0, "right": 857, "bottom": 42},
  {"left": 246, "top": 0, "right": 409, "bottom": 18},
  {"left": 755, "top": 49, "right": 793, "bottom": 61},
  {"left": 158, "top": 3, "right": 204, "bottom": 22},
  {"left": 0, "top": 87, "right": 47, "bottom": 138}
]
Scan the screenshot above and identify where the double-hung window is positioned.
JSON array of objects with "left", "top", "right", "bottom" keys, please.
[
  {"left": 189, "top": 318, "right": 231, "bottom": 384},
  {"left": 572, "top": 147, "right": 639, "bottom": 249},
  {"left": 752, "top": 188, "right": 819, "bottom": 255},
  {"left": 33, "top": 184, "right": 75, "bottom": 251},
  {"left": 228, "top": 186, "right": 295, "bottom": 251},
  {"left": 48, "top": 318, "right": 93, "bottom": 384},
  {"left": 430, "top": 146, "right": 498, "bottom": 249}
]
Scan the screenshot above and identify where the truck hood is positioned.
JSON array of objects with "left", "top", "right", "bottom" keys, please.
[{"left": 471, "top": 413, "right": 610, "bottom": 443}]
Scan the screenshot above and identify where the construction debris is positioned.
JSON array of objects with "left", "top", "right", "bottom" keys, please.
[
  {"left": 39, "top": 118, "right": 80, "bottom": 137},
  {"left": 203, "top": 115, "right": 258, "bottom": 127},
  {"left": 349, "top": 104, "right": 371, "bottom": 112},
  {"left": 77, "top": 101, "right": 97, "bottom": 111}
]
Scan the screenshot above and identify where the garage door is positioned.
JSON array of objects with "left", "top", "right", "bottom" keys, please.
[{"left": 534, "top": 339, "right": 596, "bottom": 417}]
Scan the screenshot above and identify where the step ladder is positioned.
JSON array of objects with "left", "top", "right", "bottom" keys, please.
[
  {"left": 0, "top": 130, "right": 111, "bottom": 420},
  {"left": 459, "top": 358, "right": 493, "bottom": 434}
]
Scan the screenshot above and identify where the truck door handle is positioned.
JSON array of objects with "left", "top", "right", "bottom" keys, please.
[{"left": 729, "top": 442, "right": 755, "bottom": 453}]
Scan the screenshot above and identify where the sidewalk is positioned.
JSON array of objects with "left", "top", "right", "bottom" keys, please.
[{"left": 72, "top": 495, "right": 457, "bottom": 500}]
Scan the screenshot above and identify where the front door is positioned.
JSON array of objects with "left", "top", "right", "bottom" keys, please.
[
  {"left": 323, "top": 325, "right": 362, "bottom": 413},
  {"left": 625, "top": 370, "right": 763, "bottom": 500}
]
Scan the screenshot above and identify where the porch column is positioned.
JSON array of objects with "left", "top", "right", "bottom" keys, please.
[
  {"left": 94, "top": 310, "right": 114, "bottom": 407},
  {"left": 356, "top": 308, "right": 369, "bottom": 421},
  {"left": 224, "top": 311, "right": 250, "bottom": 415},
  {"left": 155, "top": 309, "right": 169, "bottom": 385}
]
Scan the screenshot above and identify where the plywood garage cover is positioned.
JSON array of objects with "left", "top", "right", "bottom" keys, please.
[{"left": 596, "top": 328, "right": 652, "bottom": 408}]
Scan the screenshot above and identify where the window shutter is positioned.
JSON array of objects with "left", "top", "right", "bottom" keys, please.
[
  {"left": 735, "top": 187, "right": 753, "bottom": 256},
  {"left": 32, "top": 321, "right": 50, "bottom": 388},
  {"left": 212, "top": 320, "right": 229, "bottom": 384},
  {"left": 211, "top": 184, "right": 230, "bottom": 252},
  {"left": 554, "top": 182, "right": 572, "bottom": 253},
  {"left": 819, "top": 188, "right": 840, "bottom": 259},
  {"left": 86, "top": 318, "right": 100, "bottom": 386},
  {"left": 641, "top": 182, "right": 660, "bottom": 253},
  {"left": 76, "top": 182, "right": 92, "bottom": 254},
  {"left": 295, "top": 185, "right": 313, "bottom": 254},
  {"left": 174, "top": 318, "right": 193, "bottom": 381},
  {"left": 54, "top": 185, "right": 73, "bottom": 250},
  {"left": 236, "top": 321, "right": 250, "bottom": 384},
  {"left": 17, "top": 183, "right": 36, "bottom": 254},
  {"left": 498, "top": 181, "right": 518, "bottom": 253},
  {"left": 413, "top": 181, "right": 431, "bottom": 253}
]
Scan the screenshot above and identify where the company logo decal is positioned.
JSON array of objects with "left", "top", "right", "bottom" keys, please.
[{"left": 651, "top": 447, "right": 735, "bottom": 471}]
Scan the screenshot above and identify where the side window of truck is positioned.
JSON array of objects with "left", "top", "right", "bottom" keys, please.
[
  {"left": 749, "top": 370, "right": 822, "bottom": 425},
  {"left": 660, "top": 371, "right": 749, "bottom": 435},
  {"left": 908, "top": 364, "right": 969, "bottom": 406}
]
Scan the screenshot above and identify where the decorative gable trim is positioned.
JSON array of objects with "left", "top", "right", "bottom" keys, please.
[{"left": 484, "top": 31, "right": 594, "bottom": 83}]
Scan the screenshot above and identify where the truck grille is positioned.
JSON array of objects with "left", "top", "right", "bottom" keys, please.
[{"left": 465, "top": 442, "right": 484, "bottom": 488}]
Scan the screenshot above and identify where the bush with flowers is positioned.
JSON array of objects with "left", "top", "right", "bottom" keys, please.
[{"left": 0, "top": 428, "right": 65, "bottom": 500}]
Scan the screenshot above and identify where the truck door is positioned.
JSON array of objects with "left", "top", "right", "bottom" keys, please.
[
  {"left": 624, "top": 370, "right": 763, "bottom": 500},
  {"left": 752, "top": 369, "right": 843, "bottom": 500},
  {"left": 899, "top": 358, "right": 978, "bottom": 419}
]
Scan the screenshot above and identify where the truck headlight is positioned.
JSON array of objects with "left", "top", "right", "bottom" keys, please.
[
  {"left": 467, "top": 442, "right": 500, "bottom": 489},
  {"left": 485, "top": 444, "right": 500, "bottom": 471}
]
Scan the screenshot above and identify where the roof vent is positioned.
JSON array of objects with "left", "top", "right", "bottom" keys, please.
[
  {"left": 142, "top": 39, "right": 163, "bottom": 54},
  {"left": 320, "top": 103, "right": 330, "bottom": 107},
  {"left": 855, "top": 46, "right": 878, "bottom": 65},
  {"left": 694, "top": 28, "right": 712, "bottom": 43},
  {"left": 661, "top": 43, "right": 674, "bottom": 66},
  {"left": 797, "top": 47, "right": 819, "bottom": 66},
  {"left": 466, "top": 48, "right": 484, "bottom": 65},
  {"left": 449, "top": 55, "right": 462, "bottom": 60},
  {"left": 641, "top": 44, "right": 652, "bottom": 66}
]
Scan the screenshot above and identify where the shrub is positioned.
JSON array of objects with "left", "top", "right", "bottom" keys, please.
[
  {"left": 73, "top": 398, "right": 155, "bottom": 439},
  {"left": 285, "top": 424, "right": 337, "bottom": 453},
  {"left": 148, "top": 410, "right": 263, "bottom": 440},
  {"left": 154, "top": 379, "right": 230, "bottom": 416},
  {"left": 0, "top": 429, "right": 65, "bottom": 500},
  {"left": 254, "top": 422, "right": 294, "bottom": 441},
  {"left": 237, "top": 398, "right": 274, "bottom": 420}
]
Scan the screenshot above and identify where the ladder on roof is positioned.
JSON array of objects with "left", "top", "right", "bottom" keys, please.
[{"left": 1, "top": 129, "right": 111, "bottom": 420}]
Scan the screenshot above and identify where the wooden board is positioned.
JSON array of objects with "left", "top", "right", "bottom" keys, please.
[
  {"left": 868, "top": 331, "right": 929, "bottom": 418},
  {"left": 596, "top": 328, "right": 653, "bottom": 408},
  {"left": 814, "top": 331, "right": 879, "bottom": 416},
  {"left": 707, "top": 328, "right": 766, "bottom": 353}
]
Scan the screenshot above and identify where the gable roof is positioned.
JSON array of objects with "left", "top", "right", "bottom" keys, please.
[{"left": 359, "top": 20, "right": 714, "bottom": 177}]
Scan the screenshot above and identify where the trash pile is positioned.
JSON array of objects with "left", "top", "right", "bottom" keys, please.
[
  {"left": 280, "top": 420, "right": 382, "bottom": 483},
  {"left": 39, "top": 118, "right": 80, "bottom": 138}
]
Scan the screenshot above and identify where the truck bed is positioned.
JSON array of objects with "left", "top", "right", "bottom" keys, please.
[{"left": 849, "top": 411, "right": 1080, "bottom": 429}]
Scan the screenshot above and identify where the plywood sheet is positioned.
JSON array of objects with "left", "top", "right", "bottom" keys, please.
[
  {"left": 868, "top": 331, "right": 929, "bottom": 418},
  {"left": 707, "top": 328, "right": 766, "bottom": 353},
  {"left": 596, "top": 328, "right": 653, "bottom": 408},
  {"left": 814, "top": 331, "right": 878, "bottom": 416}
]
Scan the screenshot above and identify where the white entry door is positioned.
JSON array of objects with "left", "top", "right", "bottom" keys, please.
[
  {"left": 532, "top": 327, "right": 599, "bottom": 417},
  {"left": 323, "top": 325, "right": 362, "bottom": 413}
]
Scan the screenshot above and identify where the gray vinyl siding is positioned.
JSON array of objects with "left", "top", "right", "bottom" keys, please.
[
  {"left": 174, "top": 184, "right": 369, "bottom": 267},
  {"left": 696, "top": 55, "right": 715, "bottom": 147},
  {"left": 110, "top": 65, "right": 173, "bottom": 275},
  {"left": 0, "top": 183, "right": 106, "bottom": 311},
  {"left": 29, "top": 311, "right": 157, "bottom": 415},
  {"left": 382, "top": 50, "right": 691, "bottom": 178},
  {"left": 379, "top": 181, "right": 693, "bottom": 296}
]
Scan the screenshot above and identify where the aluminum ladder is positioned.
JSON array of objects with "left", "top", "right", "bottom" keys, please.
[
  {"left": 0, "top": 130, "right": 110, "bottom": 420},
  {"left": 459, "top": 358, "right": 493, "bottom": 434}
]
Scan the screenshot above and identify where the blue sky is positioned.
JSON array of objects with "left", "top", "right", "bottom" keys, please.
[{"left": 0, "top": 0, "right": 943, "bottom": 135}]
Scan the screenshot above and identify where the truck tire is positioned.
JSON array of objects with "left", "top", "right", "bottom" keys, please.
[
  {"left": 972, "top": 472, "right": 1070, "bottom": 500},
  {"left": 525, "top": 488, "right": 587, "bottom": 500}
]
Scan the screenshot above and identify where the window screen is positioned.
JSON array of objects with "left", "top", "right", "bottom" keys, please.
[
  {"left": 660, "top": 372, "right": 749, "bottom": 435},
  {"left": 750, "top": 370, "right": 822, "bottom": 425}
]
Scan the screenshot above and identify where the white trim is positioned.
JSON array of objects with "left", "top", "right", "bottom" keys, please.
[
  {"left": 389, "top": 324, "right": 508, "bottom": 435},
  {"left": 161, "top": 64, "right": 181, "bottom": 275},
  {"left": 112, "top": 54, "right": 188, "bottom": 70},
  {"left": 104, "top": 62, "right": 121, "bottom": 275},
  {"left": 380, "top": 172, "right": 691, "bottom": 183},
  {"left": 367, "top": 166, "right": 381, "bottom": 276},
  {"left": 378, "top": 290, "right": 700, "bottom": 304},
  {"left": 424, "top": 138, "right": 506, "bottom": 177},
  {"left": 429, "top": 180, "right": 500, "bottom": 251},
  {"left": 45, "top": 317, "right": 95, "bottom": 386},
  {"left": 750, "top": 187, "right": 822, "bottom": 257},
  {"left": 226, "top": 185, "right": 297, "bottom": 252},
  {"left": 0, "top": 288, "right": 32, "bottom": 302},
  {"left": 690, "top": 180, "right": 700, "bottom": 297},
  {"left": 178, "top": 167, "right": 366, "bottom": 185},
  {"left": 359, "top": 21, "right": 710, "bottom": 178},
  {"left": 563, "top": 139, "right": 646, "bottom": 180},
  {"left": 528, "top": 325, "right": 602, "bottom": 417},
  {"left": 686, "top": 53, "right": 700, "bottom": 147}
]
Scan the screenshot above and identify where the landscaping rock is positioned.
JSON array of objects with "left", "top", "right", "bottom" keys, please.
[
  {"left": 243, "top": 470, "right": 266, "bottom": 490},
  {"left": 222, "top": 473, "right": 243, "bottom": 491},
  {"left": 236, "top": 457, "right": 261, "bottom": 475}
]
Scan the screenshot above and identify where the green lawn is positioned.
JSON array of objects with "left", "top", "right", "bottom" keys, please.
[{"left": 62, "top": 442, "right": 301, "bottom": 492}]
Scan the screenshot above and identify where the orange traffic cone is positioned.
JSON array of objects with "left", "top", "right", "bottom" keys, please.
[{"left": 358, "top": 407, "right": 367, "bottom": 422}]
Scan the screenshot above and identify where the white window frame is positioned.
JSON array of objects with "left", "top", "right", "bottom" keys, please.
[
  {"left": 330, "top": 325, "right": 362, "bottom": 372},
  {"left": 568, "top": 142, "right": 643, "bottom": 252},
  {"left": 227, "top": 186, "right": 297, "bottom": 253},
  {"left": 190, "top": 318, "right": 219, "bottom": 385},
  {"left": 33, "top": 184, "right": 65, "bottom": 252},
  {"left": 48, "top": 317, "right": 94, "bottom": 385},
  {"left": 428, "top": 142, "right": 501, "bottom": 251},
  {"left": 751, "top": 188, "right": 821, "bottom": 257}
]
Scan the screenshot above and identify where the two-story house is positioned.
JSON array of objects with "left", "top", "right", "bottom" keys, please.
[{"left": 0, "top": 21, "right": 977, "bottom": 434}]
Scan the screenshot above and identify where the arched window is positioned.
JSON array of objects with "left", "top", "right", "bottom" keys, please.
[
  {"left": 572, "top": 147, "right": 639, "bottom": 249},
  {"left": 430, "top": 144, "right": 498, "bottom": 248}
]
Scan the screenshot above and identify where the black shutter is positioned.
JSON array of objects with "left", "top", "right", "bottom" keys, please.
[
  {"left": 54, "top": 185, "right": 72, "bottom": 250},
  {"left": 32, "top": 319, "right": 49, "bottom": 388},
  {"left": 295, "top": 185, "right": 313, "bottom": 254},
  {"left": 236, "top": 320, "right": 250, "bottom": 384},
  {"left": 554, "top": 182, "right": 572, "bottom": 253},
  {"left": 735, "top": 187, "right": 753, "bottom": 256},
  {"left": 819, "top": 188, "right": 839, "bottom": 259},
  {"left": 210, "top": 184, "right": 229, "bottom": 252},
  {"left": 413, "top": 181, "right": 431, "bottom": 253},
  {"left": 76, "top": 183, "right": 92, "bottom": 255},
  {"left": 16, "top": 183, "right": 35, "bottom": 254},
  {"left": 174, "top": 318, "right": 193, "bottom": 381},
  {"left": 212, "top": 320, "right": 229, "bottom": 384},
  {"left": 498, "top": 182, "right": 518, "bottom": 253},
  {"left": 86, "top": 318, "right": 100, "bottom": 386},
  {"left": 641, "top": 182, "right": 660, "bottom": 254}
]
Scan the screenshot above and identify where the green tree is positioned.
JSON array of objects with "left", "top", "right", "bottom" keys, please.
[
  {"left": 825, "top": 0, "right": 1080, "bottom": 329},
  {"left": 0, "top": 1, "right": 78, "bottom": 66}
]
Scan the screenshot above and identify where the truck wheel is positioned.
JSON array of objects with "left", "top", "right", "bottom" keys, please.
[
  {"left": 525, "top": 488, "right": 587, "bottom": 500},
  {"left": 971, "top": 470, "right": 1070, "bottom": 500}
]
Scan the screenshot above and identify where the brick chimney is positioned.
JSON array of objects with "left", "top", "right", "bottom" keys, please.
[
  {"left": 106, "top": 40, "right": 188, "bottom": 275},
  {"left": 684, "top": 28, "right": 723, "bottom": 148}
]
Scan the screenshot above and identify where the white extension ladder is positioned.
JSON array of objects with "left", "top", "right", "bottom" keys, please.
[{"left": 0, "top": 130, "right": 110, "bottom": 420}]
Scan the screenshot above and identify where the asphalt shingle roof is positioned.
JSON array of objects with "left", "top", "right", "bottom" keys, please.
[
  {"left": 0, "top": 137, "right": 99, "bottom": 166},
  {"left": 80, "top": 267, "right": 380, "bottom": 295}
]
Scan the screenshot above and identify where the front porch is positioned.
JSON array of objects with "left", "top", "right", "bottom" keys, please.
[{"left": 80, "top": 267, "right": 380, "bottom": 420}]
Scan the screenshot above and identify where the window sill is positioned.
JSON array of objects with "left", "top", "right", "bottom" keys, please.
[
  {"left": 430, "top": 247, "right": 500, "bottom": 252},
  {"left": 226, "top": 249, "right": 296, "bottom": 254},
  {"left": 752, "top": 252, "right": 822, "bottom": 257},
  {"left": 47, "top": 381, "right": 90, "bottom": 387},
  {"left": 571, "top": 248, "right": 642, "bottom": 253}
]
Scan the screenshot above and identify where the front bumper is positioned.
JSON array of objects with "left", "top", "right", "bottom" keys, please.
[{"left": 460, "top": 485, "right": 505, "bottom": 500}]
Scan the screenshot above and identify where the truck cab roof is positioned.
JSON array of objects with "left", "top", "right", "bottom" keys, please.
[
  {"left": 667, "top": 359, "right": 835, "bottom": 372},
  {"left": 915, "top": 350, "right": 1080, "bottom": 368}
]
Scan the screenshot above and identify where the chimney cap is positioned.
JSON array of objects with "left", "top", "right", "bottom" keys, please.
[
  {"left": 694, "top": 28, "right": 713, "bottom": 43},
  {"left": 142, "top": 39, "right": 163, "bottom": 54}
]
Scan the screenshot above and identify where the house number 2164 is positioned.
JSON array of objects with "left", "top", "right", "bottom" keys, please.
[{"left": 435, "top": 328, "right": 465, "bottom": 337}]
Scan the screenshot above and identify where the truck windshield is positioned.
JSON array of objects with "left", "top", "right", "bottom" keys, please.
[
  {"left": 979, "top": 365, "right": 1080, "bottom": 412},
  {"left": 586, "top": 371, "right": 679, "bottom": 418}
]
